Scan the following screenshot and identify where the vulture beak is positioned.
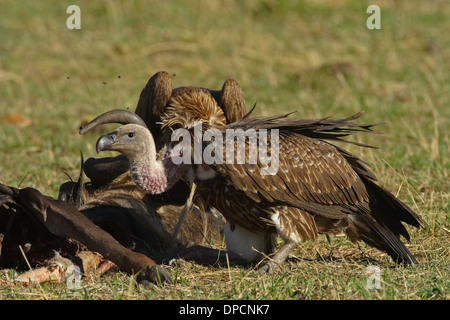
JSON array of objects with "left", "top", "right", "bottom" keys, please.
[
  {"left": 96, "top": 132, "right": 117, "bottom": 154},
  {"left": 79, "top": 109, "right": 148, "bottom": 135}
]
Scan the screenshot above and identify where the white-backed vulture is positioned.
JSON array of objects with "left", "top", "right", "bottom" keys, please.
[{"left": 80, "top": 71, "right": 423, "bottom": 273}]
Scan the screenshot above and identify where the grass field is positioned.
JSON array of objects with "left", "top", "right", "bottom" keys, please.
[{"left": 0, "top": 1, "right": 448, "bottom": 300}]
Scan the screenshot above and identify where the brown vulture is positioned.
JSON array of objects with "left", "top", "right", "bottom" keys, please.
[{"left": 80, "top": 71, "right": 423, "bottom": 273}]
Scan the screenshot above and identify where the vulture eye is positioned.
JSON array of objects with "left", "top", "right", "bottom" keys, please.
[{"left": 127, "top": 132, "right": 135, "bottom": 138}]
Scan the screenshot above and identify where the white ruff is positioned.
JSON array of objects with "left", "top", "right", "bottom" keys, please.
[{"left": 195, "top": 164, "right": 217, "bottom": 180}]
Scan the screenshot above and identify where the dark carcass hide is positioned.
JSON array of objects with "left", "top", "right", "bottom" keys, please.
[
  {"left": 0, "top": 166, "right": 225, "bottom": 286},
  {"left": 60, "top": 161, "right": 227, "bottom": 263},
  {"left": 0, "top": 179, "right": 176, "bottom": 285}
]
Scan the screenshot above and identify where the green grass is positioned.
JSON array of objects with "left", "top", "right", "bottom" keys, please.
[{"left": 0, "top": 0, "right": 448, "bottom": 300}]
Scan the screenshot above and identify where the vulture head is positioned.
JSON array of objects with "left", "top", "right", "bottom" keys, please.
[
  {"left": 95, "top": 124, "right": 153, "bottom": 158},
  {"left": 81, "top": 110, "right": 187, "bottom": 195}
]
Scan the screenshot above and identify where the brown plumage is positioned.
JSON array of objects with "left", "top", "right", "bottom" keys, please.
[
  {"left": 80, "top": 71, "right": 423, "bottom": 273},
  {"left": 197, "top": 112, "right": 424, "bottom": 270},
  {"left": 161, "top": 87, "right": 227, "bottom": 139}
]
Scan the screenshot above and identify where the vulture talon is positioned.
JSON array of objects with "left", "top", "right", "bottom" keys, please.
[
  {"left": 258, "top": 261, "right": 280, "bottom": 275},
  {"left": 137, "top": 265, "right": 173, "bottom": 286}
]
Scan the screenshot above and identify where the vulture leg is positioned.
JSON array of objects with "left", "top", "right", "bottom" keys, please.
[
  {"left": 258, "top": 239, "right": 299, "bottom": 274},
  {"left": 170, "top": 182, "right": 197, "bottom": 243},
  {"left": 0, "top": 183, "right": 173, "bottom": 285}
]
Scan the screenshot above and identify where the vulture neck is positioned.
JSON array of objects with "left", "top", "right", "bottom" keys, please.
[{"left": 129, "top": 136, "right": 186, "bottom": 195}]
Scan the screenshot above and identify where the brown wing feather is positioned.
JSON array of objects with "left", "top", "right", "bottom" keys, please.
[
  {"left": 196, "top": 181, "right": 274, "bottom": 233},
  {"left": 135, "top": 71, "right": 172, "bottom": 139},
  {"left": 214, "top": 132, "right": 368, "bottom": 215},
  {"left": 196, "top": 170, "right": 320, "bottom": 241},
  {"left": 276, "top": 206, "right": 318, "bottom": 241},
  {"left": 218, "top": 79, "right": 247, "bottom": 123}
]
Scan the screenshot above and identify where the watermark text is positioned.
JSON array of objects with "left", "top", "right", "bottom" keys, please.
[{"left": 171, "top": 122, "right": 279, "bottom": 175}]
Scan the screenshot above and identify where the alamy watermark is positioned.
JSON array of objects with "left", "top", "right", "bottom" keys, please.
[
  {"left": 366, "top": 265, "right": 382, "bottom": 290},
  {"left": 66, "top": 5, "right": 81, "bottom": 30},
  {"left": 66, "top": 4, "right": 381, "bottom": 31},
  {"left": 66, "top": 264, "right": 82, "bottom": 289},
  {"left": 366, "top": 5, "right": 381, "bottom": 30},
  {"left": 170, "top": 122, "right": 280, "bottom": 175}
]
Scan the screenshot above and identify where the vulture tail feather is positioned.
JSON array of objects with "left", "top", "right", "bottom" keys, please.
[
  {"left": 346, "top": 213, "right": 419, "bottom": 265},
  {"left": 345, "top": 177, "right": 424, "bottom": 265}
]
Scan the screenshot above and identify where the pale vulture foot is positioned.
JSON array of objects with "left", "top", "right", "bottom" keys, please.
[{"left": 259, "top": 239, "right": 299, "bottom": 275}]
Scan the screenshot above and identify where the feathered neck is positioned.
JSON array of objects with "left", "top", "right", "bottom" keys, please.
[{"left": 129, "top": 140, "right": 187, "bottom": 195}]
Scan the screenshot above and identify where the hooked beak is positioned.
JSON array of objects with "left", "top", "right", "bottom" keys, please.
[{"left": 96, "top": 131, "right": 117, "bottom": 153}]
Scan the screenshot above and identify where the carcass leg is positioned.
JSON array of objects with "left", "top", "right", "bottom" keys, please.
[{"left": 1, "top": 184, "right": 172, "bottom": 285}]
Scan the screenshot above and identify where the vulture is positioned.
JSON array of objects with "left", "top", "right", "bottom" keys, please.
[{"left": 80, "top": 71, "right": 423, "bottom": 273}]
